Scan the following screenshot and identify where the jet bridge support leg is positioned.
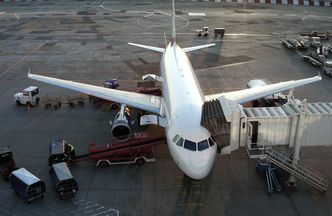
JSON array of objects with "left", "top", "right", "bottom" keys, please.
[{"left": 287, "top": 102, "right": 307, "bottom": 187}]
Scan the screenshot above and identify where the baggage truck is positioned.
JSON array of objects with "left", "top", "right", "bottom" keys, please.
[
  {"left": 9, "top": 168, "right": 46, "bottom": 203},
  {"left": 50, "top": 162, "right": 78, "bottom": 199}
]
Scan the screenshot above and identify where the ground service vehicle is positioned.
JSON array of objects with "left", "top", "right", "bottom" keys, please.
[
  {"left": 302, "top": 55, "right": 323, "bottom": 67},
  {"left": 14, "top": 86, "right": 40, "bottom": 106},
  {"left": 49, "top": 139, "right": 76, "bottom": 166},
  {"left": 301, "top": 31, "right": 330, "bottom": 40},
  {"left": 196, "top": 26, "right": 209, "bottom": 37},
  {"left": 50, "top": 162, "right": 78, "bottom": 199},
  {"left": 311, "top": 37, "right": 321, "bottom": 48},
  {"left": 324, "top": 60, "right": 332, "bottom": 76},
  {"left": 104, "top": 79, "right": 119, "bottom": 89},
  {"left": 73, "top": 133, "right": 164, "bottom": 167},
  {"left": 214, "top": 28, "right": 225, "bottom": 38},
  {"left": 9, "top": 168, "right": 46, "bottom": 203},
  {"left": 0, "top": 147, "right": 17, "bottom": 181}
]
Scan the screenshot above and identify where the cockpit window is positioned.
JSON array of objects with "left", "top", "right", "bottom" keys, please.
[
  {"left": 172, "top": 135, "right": 180, "bottom": 143},
  {"left": 176, "top": 137, "right": 184, "bottom": 147},
  {"left": 184, "top": 140, "right": 196, "bottom": 151},
  {"left": 208, "top": 137, "right": 215, "bottom": 147},
  {"left": 198, "top": 140, "right": 209, "bottom": 151}
]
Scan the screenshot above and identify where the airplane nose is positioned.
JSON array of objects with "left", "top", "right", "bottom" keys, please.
[{"left": 184, "top": 149, "right": 216, "bottom": 180}]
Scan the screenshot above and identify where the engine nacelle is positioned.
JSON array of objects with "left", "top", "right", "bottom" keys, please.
[
  {"left": 246, "top": 79, "right": 268, "bottom": 88},
  {"left": 110, "top": 104, "right": 132, "bottom": 142}
]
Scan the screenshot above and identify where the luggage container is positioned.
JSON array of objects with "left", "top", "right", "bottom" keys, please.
[
  {"left": 50, "top": 162, "right": 78, "bottom": 199},
  {"left": 0, "top": 147, "right": 18, "bottom": 181},
  {"left": 9, "top": 168, "right": 46, "bottom": 203},
  {"left": 49, "top": 139, "right": 75, "bottom": 166}
]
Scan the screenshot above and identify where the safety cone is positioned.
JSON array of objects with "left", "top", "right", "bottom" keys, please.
[{"left": 27, "top": 103, "right": 31, "bottom": 111}]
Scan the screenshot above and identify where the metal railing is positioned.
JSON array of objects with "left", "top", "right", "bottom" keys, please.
[{"left": 266, "top": 146, "right": 328, "bottom": 192}]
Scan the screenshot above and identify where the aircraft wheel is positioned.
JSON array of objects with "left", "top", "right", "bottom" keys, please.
[
  {"left": 98, "top": 161, "right": 109, "bottom": 168},
  {"left": 136, "top": 158, "right": 145, "bottom": 166}
]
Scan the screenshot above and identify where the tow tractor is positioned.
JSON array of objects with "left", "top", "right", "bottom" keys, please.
[
  {"left": 48, "top": 133, "right": 165, "bottom": 168},
  {"left": 196, "top": 26, "right": 209, "bottom": 37},
  {"left": 14, "top": 86, "right": 40, "bottom": 106}
]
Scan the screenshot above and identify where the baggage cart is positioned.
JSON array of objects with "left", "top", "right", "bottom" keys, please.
[
  {"left": 50, "top": 162, "right": 78, "bottom": 199},
  {"left": 9, "top": 168, "right": 46, "bottom": 203}
]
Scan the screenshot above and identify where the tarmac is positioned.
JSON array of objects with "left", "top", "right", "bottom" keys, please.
[{"left": 0, "top": 0, "right": 332, "bottom": 215}]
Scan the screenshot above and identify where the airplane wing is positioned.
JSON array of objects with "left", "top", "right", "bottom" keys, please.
[
  {"left": 205, "top": 75, "right": 321, "bottom": 104},
  {"left": 28, "top": 73, "right": 161, "bottom": 114}
]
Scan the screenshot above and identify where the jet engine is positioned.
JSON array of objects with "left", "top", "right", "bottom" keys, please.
[
  {"left": 110, "top": 104, "right": 132, "bottom": 142},
  {"left": 246, "top": 79, "right": 269, "bottom": 88}
]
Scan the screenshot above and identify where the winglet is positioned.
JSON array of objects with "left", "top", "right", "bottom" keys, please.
[{"left": 27, "top": 68, "right": 31, "bottom": 77}]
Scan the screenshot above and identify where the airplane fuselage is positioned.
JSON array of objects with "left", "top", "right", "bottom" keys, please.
[{"left": 160, "top": 43, "right": 217, "bottom": 180}]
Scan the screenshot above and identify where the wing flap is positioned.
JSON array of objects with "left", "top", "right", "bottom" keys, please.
[
  {"left": 205, "top": 75, "right": 321, "bottom": 104},
  {"left": 28, "top": 73, "right": 161, "bottom": 114}
]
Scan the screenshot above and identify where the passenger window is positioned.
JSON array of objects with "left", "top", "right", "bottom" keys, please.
[
  {"left": 184, "top": 140, "right": 197, "bottom": 151},
  {"left": 208, "top": 137, "right": 215, "bottom": 147},
  {"left": 176, "top": 137, "right": 184, "bottom": 147},
  {"left": 172, "top": 135, "right": 180, "bottom": 143},
  {"left": 198, "top": 140, "right": 209, "bottom": 151}
]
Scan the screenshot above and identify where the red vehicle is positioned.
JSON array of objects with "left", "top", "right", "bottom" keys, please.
[
  {"left": 73, "top": 133, "right": 165, "bottom": 167},
  {"left": 135, "top": 87, "right": 162, "bottom": 96},
  {"left": 0, "top": 147, "right": 18, "bottom": 181}
]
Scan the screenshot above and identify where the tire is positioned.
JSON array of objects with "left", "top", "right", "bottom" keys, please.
[
  {"left": 136, "top": 158, "right": 145, "bottom": 166},
  {"left": 35, "top": 97, "right": 40, "bottom": 105},
  {"left": 16, "top": 100, "right": 22, "bottom": 106},
  {"left": 98, "top": 161, "right": 109, "bottom": 168}
]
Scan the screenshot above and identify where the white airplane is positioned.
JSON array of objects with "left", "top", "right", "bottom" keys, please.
[{"left": 28, "top": 0, "right": 321, "bottom": 180}]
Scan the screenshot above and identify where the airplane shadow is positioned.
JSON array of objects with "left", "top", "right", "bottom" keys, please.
[{"left": 171, "top": 169, "right": 214, "bottom": 216}]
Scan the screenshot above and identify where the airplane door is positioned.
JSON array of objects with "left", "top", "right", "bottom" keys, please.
[
  {"left": 250, "top": 121, "right": 259, "bottom": 144},
  {"left": 247, "top": 122, "right": 253, "bottom": 147}
]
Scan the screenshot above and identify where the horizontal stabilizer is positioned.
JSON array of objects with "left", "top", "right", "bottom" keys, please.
[
  {"left": 182, "top": 43, "right": 215, "bottom": 52},
  {"left": 128, "top": 42, "right": 164, "bottom": 53}
]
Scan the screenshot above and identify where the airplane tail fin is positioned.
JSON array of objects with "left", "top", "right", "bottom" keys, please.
[{"left": 171, "top": 0, "right": 176, "bottom": 44}]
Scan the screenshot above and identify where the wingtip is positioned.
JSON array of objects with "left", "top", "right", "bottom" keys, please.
[{"left": 27, "top": 68, "right": 31, "bottom": 77}]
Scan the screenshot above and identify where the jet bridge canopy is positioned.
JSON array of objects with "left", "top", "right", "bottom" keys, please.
[
  {"left": 241, "top": 101, "right": 332, "bottom": 148},
  {"left": 201, "top": 99, "right": 231, "bottom": 149}
]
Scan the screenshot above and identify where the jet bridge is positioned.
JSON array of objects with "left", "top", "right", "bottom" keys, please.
[
  {"left": 203, "top": 97, "right": 332, "bottom": 191},
  {"left": 241, "top": 99, "right": 332, "bottom": 149}
]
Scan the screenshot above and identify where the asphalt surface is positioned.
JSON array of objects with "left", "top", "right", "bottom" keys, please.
[{"left": 0, "top": 1, "right": 332, "bottom": 215}]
